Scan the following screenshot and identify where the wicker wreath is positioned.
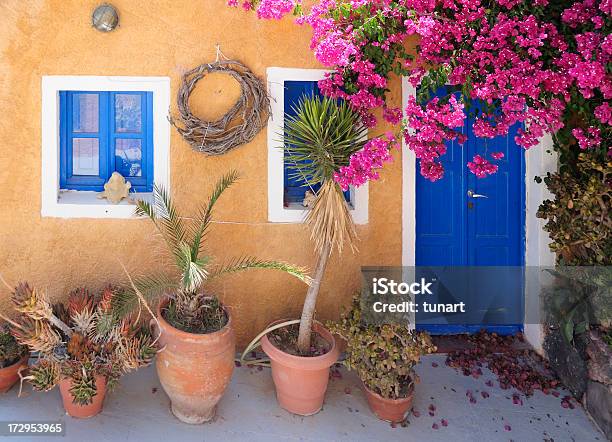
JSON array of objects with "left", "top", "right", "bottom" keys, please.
[{"left": 171, "top": 60, "right": 270, "bottom": 155}]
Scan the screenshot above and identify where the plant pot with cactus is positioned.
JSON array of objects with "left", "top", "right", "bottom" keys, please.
[
  {"left": 116, "top": 171, "right": 310, "bottom": 424},
  {"left": 328, "top": 294, "right": 436, "bottom": 423},
  {"left": 0, "top": 324, "right": 28, "bottom": 393},
  {"left": 5, "top": 284, "right": 156, "bottom": 418},
  {"left": 242, "top": 95, "right": 368, "bottom": 415}
]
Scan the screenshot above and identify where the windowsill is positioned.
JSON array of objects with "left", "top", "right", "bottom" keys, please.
[
  {"left": 41, "top": 190, "right": 152, "bottom": 219},
  {"left": 271, "top": 199, "right": 363, "bottom": 224},
  {"left": 284, "top": 201, "right": 355, "bottom": 211}
]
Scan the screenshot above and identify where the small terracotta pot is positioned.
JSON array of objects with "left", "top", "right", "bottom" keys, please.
[
  {"left": 58, "top": 375, "right": 107, "bottom": 419},
  {"left": 0, "top": 355, "right": 28, "bottom": 394},
  {"left": 362, "top": 383, "right": 414, "bottom": 423},
  {"left": 261, "top": 321, "right": 339, "bottom": 416},
  {"left": 153, "top": 299, "right": 235, "bottom": 424}
]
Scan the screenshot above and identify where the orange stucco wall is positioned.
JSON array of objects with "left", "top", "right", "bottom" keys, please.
[{"left": 0, "top": 0, "right": 403, "bottom": 347}]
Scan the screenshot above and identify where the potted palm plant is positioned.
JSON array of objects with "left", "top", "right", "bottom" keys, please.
[
  {"left": 7, "top": 284, "right": 155, "bottom": 418},
  {"left": 115, "top": 171, "right": 311, "bottom": 424},
  {"left": 0, "top": 324, "right": 28, "bottom": 393},
  {"left": 242, "top": 95, "right": 368, "bottom": 415},
  {"left": 329, "top": 294, "right": 436, "bottom": 423}
]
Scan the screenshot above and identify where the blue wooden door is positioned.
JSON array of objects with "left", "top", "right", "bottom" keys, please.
[{"left": 415, "top": 90, "right": 525, "bottom": 334}]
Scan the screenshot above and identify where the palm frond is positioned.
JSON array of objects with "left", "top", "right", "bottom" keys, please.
[
  {"left": 189, "top": 170, "right": 240, "bottom": 262},
  {"left": 136, "top": 185, "right": 189, "bottom": 271},
  {"left": 208, "top": 256, "right": 312, "bottom": 285},
  {"left": 111, "top": 273, "right": 178, "bottom": 319}
]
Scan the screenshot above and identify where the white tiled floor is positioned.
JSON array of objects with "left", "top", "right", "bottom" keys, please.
[{"left": 0, "top": 354, "right": 605, "bottom": 441}]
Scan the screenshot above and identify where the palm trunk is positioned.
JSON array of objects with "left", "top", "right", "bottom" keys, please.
[{"left": 296, "top": 242, "right": 331, "bottom": 354}]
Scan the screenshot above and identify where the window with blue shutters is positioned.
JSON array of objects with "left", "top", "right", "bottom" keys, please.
[
  {"left": 283, "top": 80, "right": 350, "bottom": 207},
  {"left": 59, "top": 91, "right": 154, "bottom": 192}
]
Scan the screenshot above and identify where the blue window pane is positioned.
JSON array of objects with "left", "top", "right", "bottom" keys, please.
[
  {"left": 60, "top": 91, "right": 153, "bottom": 192},
  {"left": 72, "top": 94, "right": 99, "bottom": 133},
  {"left": 72, "top": 138, "right": 99, "bottom": 175},
  {"left": 115, "top": 139, "right": 142, "bottom": 177},
  {"left": 115, "top": 94, "right": 142, "bottom": 133}
]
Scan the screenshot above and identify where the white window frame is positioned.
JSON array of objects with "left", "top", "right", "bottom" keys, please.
[
  {"left": 41, "top": 75, "right": 171, "bottom": 219},
  {"left": 266, "top": 67, "right": 369, "bottom": 224}
]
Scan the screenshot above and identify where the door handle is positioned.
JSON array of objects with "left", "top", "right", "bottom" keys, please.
[{"left": 467, "top": 190, "right": 488, "bottom": 198}]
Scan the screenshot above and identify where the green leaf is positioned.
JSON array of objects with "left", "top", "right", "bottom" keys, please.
[
  {"left": 574, "top": 321, "right": 588, "bottom": 336},
  {"left": 562, "top": 319, "right": 574, "bottom": 343},
  {"left": 207, "top": 256, "right": 311, "bottom": 285}
]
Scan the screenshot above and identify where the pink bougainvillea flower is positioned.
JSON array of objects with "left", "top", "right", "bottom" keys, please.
[
  {"left": 594, "top": 102, "right": 612, "bottom": 125},
  {"left": 383, "top": 106, "right": 403, "bottom": 125},
  {"left": 572, "top": 127, "right": 602, "bottom": 149},
  {"left": 334, "top": 133, "right": 398, "bottom": 190},
  {"left": 315, "top": 31, "right": 358, "bottom": 67},
  {"left": 468, "top": 155, "right": 499, "bottom": 178},
  {"left": 232, "top": 0, "right": 610, "bottom": 186},
  {"left": 490, "top": 152, "right": 505, "bottom": 160},
  {"left": 256, "top": 0, "right": 297, "bottom": 19}
]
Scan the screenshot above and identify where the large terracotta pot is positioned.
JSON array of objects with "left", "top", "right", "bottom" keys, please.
[
  {"left": 261, "top": 321, "right": 339, "bottom": 416},
  {"left": 363, "top": 382, "right": 414, "bottom": 423},
  {"left": 58, "top": 375, "right": 107, "bottom": 419},
  {"left": 0, "top": 355, "right": 28, "bottom": 394},
  {"left": 154, "top": 299, "right": 235, "bottom": 424}
]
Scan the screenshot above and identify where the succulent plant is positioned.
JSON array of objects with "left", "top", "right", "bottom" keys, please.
[
  {"left": 328, "top": 294, "right": 436, "bottom": 400},
  {"left": 0, "top": 324, "right": 27, "bottom": 369},
  {"left": 9, "top": 283, "right": 156, "bottom": 405}
]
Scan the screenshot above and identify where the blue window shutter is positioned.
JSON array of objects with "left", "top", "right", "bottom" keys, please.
[
  {"left": 284, "top": 81, "right": 320, "bottom": 205},
  {"left": 283, "top": 81, "right": 351, "bottom": 206},
  {"left": 59, "top": 91, "right": 154, "bottom": 192}
]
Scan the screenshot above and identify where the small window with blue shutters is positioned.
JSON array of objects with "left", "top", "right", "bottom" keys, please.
[
  {"left": 283, "top": 81, "right": 351, "bottom": 207},
  {"left": 59, "top": 91, "right": 154, "bottom": 192}
]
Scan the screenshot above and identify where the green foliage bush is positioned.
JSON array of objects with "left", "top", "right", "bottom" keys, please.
[
  {"left": 537, "top": 153, "right": 611, "bottom": 265},
  {"left": 328, "top": 295, "right": 436, "bottom": 400}
]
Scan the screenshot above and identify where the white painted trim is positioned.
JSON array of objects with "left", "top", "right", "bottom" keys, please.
[
  {"left": 524, "top": 134, "right": 557, "bottom": 353},
  {"left": 41, "top": 76, "right": 171, "bottom": 219},
  {"left": 266, "top": 67, "right": 369, "bottom": 224},
  {"left": 401, "top": 77, "right": 417, "bottom": 266}
]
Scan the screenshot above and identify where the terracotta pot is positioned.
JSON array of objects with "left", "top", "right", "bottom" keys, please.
[
  {"left": 58, "top": 375, "right": 107, "bottom": 419},
  {"left": 362, "top": 382, "right": 414, "bottom": 423},
  {"left": 261, "top": 321, "right": 340, "bottom": 416},
  {"left": 153, "top": 299, "right": 235, "bottom": 424},
  {"left": 0, "top": 355, "right": 28, "bottom": 394}
]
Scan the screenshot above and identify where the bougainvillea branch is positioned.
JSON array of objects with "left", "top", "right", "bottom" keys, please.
[{"left": 230, "top": 0, "right": 610, "bottom": 187}]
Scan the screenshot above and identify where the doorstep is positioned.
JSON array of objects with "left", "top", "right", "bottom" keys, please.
[{"left": 0, "top": 354, "right": 604, "bottom": 442}]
